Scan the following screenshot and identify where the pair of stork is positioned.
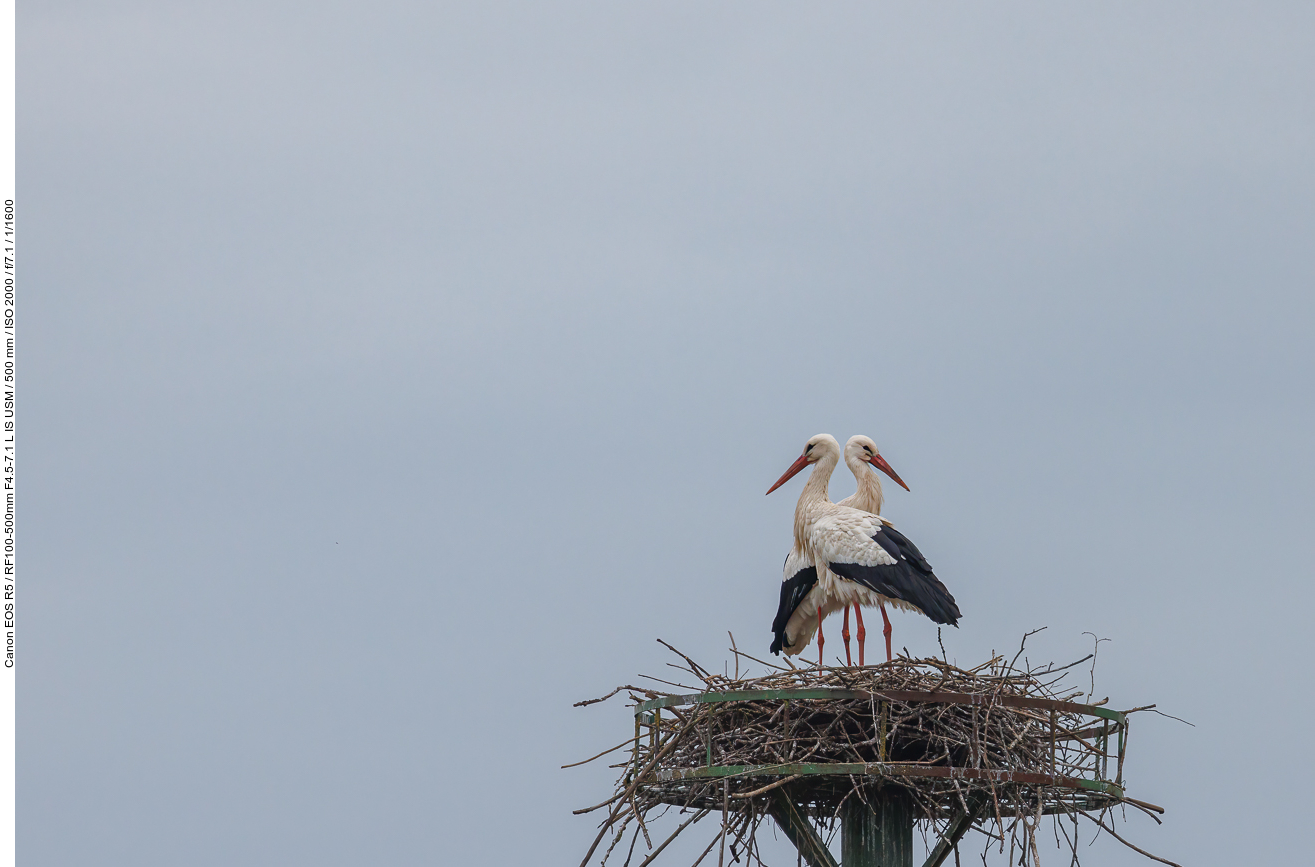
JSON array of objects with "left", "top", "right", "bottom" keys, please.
[{"left": 766, "top": 434, "right": 960, "bottom": 667}]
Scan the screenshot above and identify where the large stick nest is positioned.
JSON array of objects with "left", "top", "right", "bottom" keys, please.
[{"left": 571, "top": 635, "right": 1177, "bottom": 867}]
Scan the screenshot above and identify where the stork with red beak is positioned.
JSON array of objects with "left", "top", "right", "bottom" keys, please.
[
  {"left": 768, "top": 434, "right": 960, "bottom": 666},
  {"left": 835, "top": 435, "right": 915, "bottom": 664}
]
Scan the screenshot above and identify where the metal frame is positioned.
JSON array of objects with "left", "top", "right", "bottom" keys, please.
[
  {"left": 633, "top": 689, "right": 1130, "bottom": 815},
  {"left": 631, "top": 685, "right": 1133, "bottom": 864},
  {"left": 634, "top": 687, "right": 1127, "bottom": 794}
]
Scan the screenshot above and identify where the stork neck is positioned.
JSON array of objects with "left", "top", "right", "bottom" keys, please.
[
  {"left": 792, "top": 456, "right": 835, "bottom": 557},
  {"left": 796, "top": 452, "right": 837, "bottom": 515},
  {"left": 848, "top": 456, "right": 885, "bottom": 516}
]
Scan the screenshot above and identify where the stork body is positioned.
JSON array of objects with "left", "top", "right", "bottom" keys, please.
[
  {"left": 834, "top": 436, "right": 915, "bottom": 664},
  {"left": 767, "top": 435, "right": 848, "bottom": 664},
  {"left": 768, "top": 435, "right": 960, "bottom": 665}
]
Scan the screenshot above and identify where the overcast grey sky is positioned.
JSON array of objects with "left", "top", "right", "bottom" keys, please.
[{"left": 20, "top": 3, "right": 1315, "bottom": 864}]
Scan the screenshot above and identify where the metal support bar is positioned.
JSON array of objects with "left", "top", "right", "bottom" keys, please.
[
  {"left": 1116, "top": 721, "right": 1126, "bottom": 786},
  {"left": 637, "top": 689, "right": 1127, "bottom": 725},
  {"left": 921, "top": 795, "right": 988, "bottom": 867},
  {"left": 656, "top": 762, "right": 1125, "bottom": 800},
  {"left": 843, "top": 788, "right": 914, "bottom": 867},
  {"left": 768, "top": 788, "right": 840, "bottom": 867}
]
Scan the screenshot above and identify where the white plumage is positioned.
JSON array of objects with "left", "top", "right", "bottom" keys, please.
[
  {"left": 834, "top": 435, "right": 917, "bottom": 663},
  {"left": 769, "top": 436, "right": 903, "bottom": 663},
  {"left": 768, "top": 434, "right": 960, "bottom": 665}
]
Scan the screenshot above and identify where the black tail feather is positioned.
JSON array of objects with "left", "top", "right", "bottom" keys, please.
[
  {"left": 829, "top": 526, "right": 960, "bottom": 626},
  {"left": 769, "top": 566, "right": 818, "bottom": 654}
]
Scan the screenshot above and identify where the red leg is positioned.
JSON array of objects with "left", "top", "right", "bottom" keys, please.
[
  {"left": 817, "top": 607, "right": 825, "bottom": 668},
  {"left": 854, "top": 604, "right": 866, "bottom": 667},
  {"left": 880, "top": 602, "right": 893, "bottom": 662},
  {"left": 842, "top": 605, "right": 852, "bottom": 666}
]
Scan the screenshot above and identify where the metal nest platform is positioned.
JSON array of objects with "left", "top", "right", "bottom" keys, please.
[
  {"left": 634, "top": 684, "right": 1130, "bottom": 818},
  {"left": 574, "top": 641, "right": 1173, "bottom": 867}
]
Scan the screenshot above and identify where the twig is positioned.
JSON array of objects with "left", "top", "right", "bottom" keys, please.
[
  {"left": 1080, "top": 633, "right": 1109, "bottom": 702},
  {"left": 639, "top": 674, "right": 701, "bottom": 692},
  {"left": 1009, "top": 628, "right": 1047, "bottom": 675},
  {"left": 729, "top": 775, "right": 803, "bottom": 800},
  {"left": 1080, "top": 813, "right": 1182, "bottom": 867},
  {"left": 577, "top": 686, "right": 644, "bottom": 708},
  {"left": 1141, "top": 708, "right": 1193, "bottom": 727},
  {"left": 633, "top": 809, "right": 708, "bottom": 867},
  {"left": 564, "top": 736, "right": 645, "bottom": 769},
  {"left": 657, "top": 639, "right": 712, "bottom": 679}
]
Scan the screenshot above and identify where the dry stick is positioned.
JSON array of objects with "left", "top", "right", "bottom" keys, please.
[
  {"left": 1121, "top": 704, "right": 1157, "bottom": 714},
  {"left": 578, "top": 714, "right": 702, "bottom": 867},
  {"left": 666, "top": 662, "right": 707, "bottom": 680},
  {"left": 729, "top": 774, "right": 803, "bottom": 800},
  {"left": 575, "top": 791, "right": 626, "bottom": 816},
  {"left": 730, "top": 647, "right": 790, "bottom": 673},
  {"left": 600, "top": 815, "right": 633, "bottom": 867},
  {"left": 718, "top": 781, "right": 728, "bottom": 867},
  {"left": 620, "top": 823, "right": 641, "bottom": 867},
  {"left": 1036, "top": 654, "right": 1094, "bottom": 676},
  {"left": 632, "top": 809, "right": 710, "bottom": 867},
  {"left": 578, "top": 686, "right": 656, "bottom": 707},
  {"left": 750, "top": 803, "right": 772, "bottom": 867},
  {"left": 1008, "top": 628, "right": 1046, "bottom": 676},
  {"left": 1120, "top": 796, "right": 1166, "bottom": 816},
  {"left": 1030, "top": 790, "right": 1043, "bottom": 867},
  {"left": 565, "top": 736, "right": 648, "bottom": 769},
  {"left": 967, "top": 656, "right": 1005, "bottom": 674},
  {"left": 722, "top": 810, "right": 754, "bottom": 865},
  {"left": 630, "top": 792, "right": 654, "bottom": 849},
  {"left": 1079, "top": 813, "right": 1183, "bottom": 867},
  {"left": 658, "top": 639, "right": 713, "bottom": 679},
  {"left": 1140, "top": 708, "right": 1194, "bottom": 727},
  {"left": 1056, "top": 807, "right": 1079, "bottom": 867},
  {"left": 687, "top": 829, "right": 723, "bottom": 867},
  {"left": 641, "top": 674, "right": 701, "bottom": 692},
  {"left": 1081, "top": 632, "right": 1108, "bottom": 702}
]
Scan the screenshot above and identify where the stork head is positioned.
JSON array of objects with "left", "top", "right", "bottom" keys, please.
[
  {"left": 766, "top": 434, "right": 840, "bottom": 495},
  {"left": 845, "top": 435, "right": 910, "bottom": 492}
]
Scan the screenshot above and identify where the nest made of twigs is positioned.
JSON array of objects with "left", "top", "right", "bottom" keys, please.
[
  {"left": 632, "top": 654, "right": 1129, "bottom": 820},
  {"left": 571, "top": 636, "right": 1176, "bottom": 867}
]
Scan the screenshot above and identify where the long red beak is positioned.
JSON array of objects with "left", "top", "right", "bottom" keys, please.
[
  {"left": 868, "top": 453, "right": 910, "bottom": 492},
  {"left": 766, "top": 454, "right": 811, "bottom": 495}
]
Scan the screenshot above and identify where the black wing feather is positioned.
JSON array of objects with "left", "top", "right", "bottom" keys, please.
[
  {"left": 827, "top": 525, "right": 961, "bottom": 626},
  {"left": 769, "top": 566, "right": 818, "bottom": 654}
]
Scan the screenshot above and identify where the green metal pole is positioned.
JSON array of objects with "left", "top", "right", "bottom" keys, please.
[
  {"left": 768, "top": 788, "right": 840, "bottom": 867},
  {"left": 842, "top": 788, "right": 914, "bottom": 867}
]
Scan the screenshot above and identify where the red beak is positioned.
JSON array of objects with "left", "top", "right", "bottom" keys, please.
[
  {"left": 766, "top": 454, "right": 812, "bottom": 495},
  {"left": 868, "top": 453, "right": 910, "bottom": 492}
]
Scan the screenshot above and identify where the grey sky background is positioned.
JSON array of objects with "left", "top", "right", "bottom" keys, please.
[{"left": 21, "top": 3, "right": 1315, "bottom": 864}]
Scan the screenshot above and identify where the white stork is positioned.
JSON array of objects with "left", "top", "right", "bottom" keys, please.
[
  {"left": 767, "top": 434, "right": 959, "bottom": 666},
  {"left": 766, "top": 435, "right": 909, "bottom": 666},
  {"left": 835, "top": 435, "right": 913, "bottom": 665}
]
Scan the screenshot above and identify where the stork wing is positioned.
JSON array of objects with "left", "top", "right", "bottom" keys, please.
[
  {"left": 815, "top": 512, "right": 961, "bottom": 626},
  {"left": 770, "top": 550, "right": 818, "bottom": 655}
]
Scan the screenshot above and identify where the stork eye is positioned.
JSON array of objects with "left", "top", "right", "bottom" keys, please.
[
  {"left": 863, "top": 446, "right": 873, "bottom": 454},
  {"left": 805, "top": 444, "right": 814, "bottom": 453}
]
